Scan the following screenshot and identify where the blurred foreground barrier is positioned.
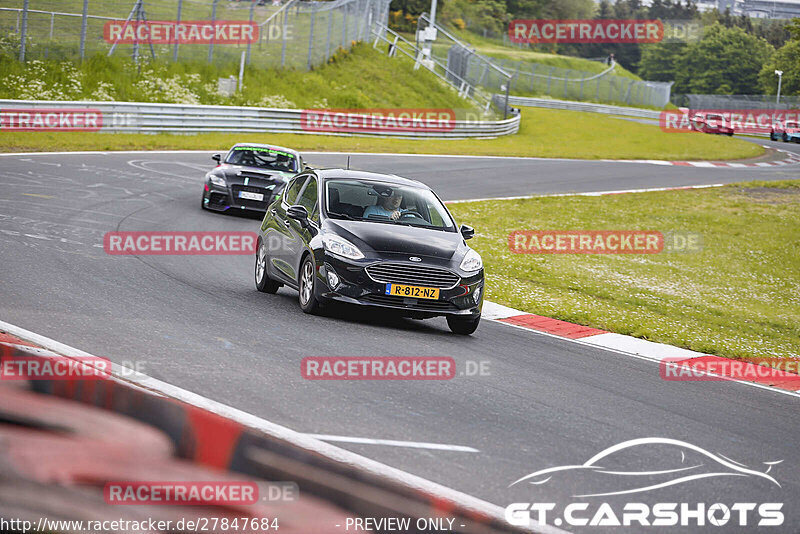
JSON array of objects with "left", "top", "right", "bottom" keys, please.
[{"left": 0, "top": 333, "right": 546, "bottom": 534}]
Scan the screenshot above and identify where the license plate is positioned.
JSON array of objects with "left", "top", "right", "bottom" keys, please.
[
  {"left": 239, "top": 191, "right": 264, "bottom": 201},
  {"left": 385, "top": 283, "right": 440, "bottom": 300}
]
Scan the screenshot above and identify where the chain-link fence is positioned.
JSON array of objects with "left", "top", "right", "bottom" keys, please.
[
  {"left": 685, "top": 94, "right": 800, "bottom": 110},
  {"left": 0, "top": 0, "right": 389, "bottom": 69},
  {"left": 415, "top": 13, "right": 672, "bottom": 109},
  {"left": 485, "top": 58, "right": 672, "bottom": 108}
]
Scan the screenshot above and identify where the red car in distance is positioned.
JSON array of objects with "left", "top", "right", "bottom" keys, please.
[{"left": 690, "top": 112, "right": 734, "bottom": 136}]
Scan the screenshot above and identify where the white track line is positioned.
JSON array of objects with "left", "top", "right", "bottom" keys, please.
[
  {"left": 0, "top": 319, "right": 566, "bottom": 534},
  {"left": 306, "top": 435, "right": 480, "bottom": 452},
  {"left": 446, "top": 184, "right": 725, "bottom": 204}
]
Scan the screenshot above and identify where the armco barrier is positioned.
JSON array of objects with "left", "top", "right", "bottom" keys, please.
[
  {"left": 0, "top": 99, "right": 521, "bottom": 139},
  {"left": 499, "top": 96, "right": 776, "bottom": 138},
  {"left": 496, "top": 94, "right": 660, "bottom": 120},
  {"left": 0, "top": 332, "right": 548, "bottom": 534}
]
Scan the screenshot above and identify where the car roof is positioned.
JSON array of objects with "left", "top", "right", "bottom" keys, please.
[
  {"left": 229, "top": 143, "right": 301, "bottom": 157},
  {"left": 316, "top": 169, "right": 429, "bottom": 190}
]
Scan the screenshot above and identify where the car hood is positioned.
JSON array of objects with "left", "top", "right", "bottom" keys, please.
[
  {"left": 327, "top": 220, "right": 463, "bottom": 260},
  {"left": 214, "top": 165, "right": 295, "bottom": 185}
]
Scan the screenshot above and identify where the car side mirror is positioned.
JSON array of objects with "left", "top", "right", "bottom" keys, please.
[
  {"left": 460, "top": 224, "right": 475, "bottom": 240},
  {"left": 287, "top": 205, "right": 309, "bottom": 226},
  {"left": 212, "top": 154, "right": 221, "bottom": 163}
]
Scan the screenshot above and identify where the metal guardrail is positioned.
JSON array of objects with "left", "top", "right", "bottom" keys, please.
[
  {"left": 498, "top": 95, "right": 661, "bottom": 120},
  {"left": 499, "top": 95, "right": 775, "bottom": 138},
  {"left": 0, "top": 99, "right": 521, "bottom": 138}
]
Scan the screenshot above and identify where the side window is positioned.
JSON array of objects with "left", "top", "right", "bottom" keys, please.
[
  {"left": 297, "top": 177, "right": 318, "bottom": 218},
  {"left": 283, "top": 176, "right": 307, "bottom": 206},
  {"left": 427, "top": 201, "right": 444, "bottom": 226}
]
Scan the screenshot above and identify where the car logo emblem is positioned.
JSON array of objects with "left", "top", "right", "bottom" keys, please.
[{"left": 409, "top": 256, "right": 422, "bottom": 262}]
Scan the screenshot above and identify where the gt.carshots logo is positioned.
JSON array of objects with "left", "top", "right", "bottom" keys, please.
[
  {"left": 104, "top": 231, "right": 257, "bottom": 255},
  {"left": 103, "top": 21, "right": 259, "bottom": 44},
  {"left": 509, "top": 19, "right": 663, "bottom": 44},
  {"left": 505, "top": 438, "right": 784, "bottom": 528}
]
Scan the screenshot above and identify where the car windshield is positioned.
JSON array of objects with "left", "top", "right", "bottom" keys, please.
[
  {"left": 225, "top": 146, "right": 298, "bottom": 172},
  {"left": 705, "top": 114, "right": 724, "bottom": 121},
  {"left": 325, "top": 179, "right": 456, "bottom": 231},
  {"left": 785, "top": 121, "right": 799, "bottom": 129}
]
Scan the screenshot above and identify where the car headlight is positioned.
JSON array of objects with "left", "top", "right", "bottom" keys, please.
[
  {"left": 322, "top": 233, "right": 364, "bottom": 260},
  {"left": 208, "top": 173, "right": 226, "bottom": 187},
  {"left": 460, "top": 248, "right": 482, "bottom": 272}
]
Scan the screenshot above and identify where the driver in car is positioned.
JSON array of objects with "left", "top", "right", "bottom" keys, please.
[
  {"left": 364, "top": 190, "right": 405, "bottom": 220},
  {"left": 275, "top": 153, "right": 292, "bottom": 170}
]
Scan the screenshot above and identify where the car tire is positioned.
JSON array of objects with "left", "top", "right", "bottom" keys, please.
[
  {"left": 770, "top": 132, "right": 778, "bottom": 141},
  {"left": 298, "top": 255, "right": 322, "bottom": 314},
  {"left": 783, "top": 133, "right": 789, "bottom": 142},
  {"left": 255, "top": 240, "right": 281, "bottom": 294},
  {"left": 447, "top": 314, "right": 480, "bottom": 335},
  {"left": 726, "top": 132, "right": 733, "bottom": 136}
]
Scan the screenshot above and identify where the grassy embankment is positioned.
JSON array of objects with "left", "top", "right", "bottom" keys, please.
[{"left": 448, "top": 180, "right": 800, "bottom": 362}]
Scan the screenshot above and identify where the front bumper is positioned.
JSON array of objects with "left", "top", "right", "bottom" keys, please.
[
  {"left": 203, "top": 184, "right": 275, "bottom": 213},
  {"left": 314, "top": 253, "right": 483, "bottom": 318}
]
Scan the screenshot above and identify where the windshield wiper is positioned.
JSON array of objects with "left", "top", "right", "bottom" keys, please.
[{"left": 328, "top": 211, "right": 357, "bottom": 220}]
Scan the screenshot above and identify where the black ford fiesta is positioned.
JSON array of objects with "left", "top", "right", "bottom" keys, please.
[
  {"left": 202, "top": 143, "right": 305, "bottom": 214},
  {"left": 255, "top": 169, "right": 484, "bottom": 335}
]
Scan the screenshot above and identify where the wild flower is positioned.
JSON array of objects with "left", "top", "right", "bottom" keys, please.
[{"left": 250, "top": 94, "right": 296, "bottom": 108}]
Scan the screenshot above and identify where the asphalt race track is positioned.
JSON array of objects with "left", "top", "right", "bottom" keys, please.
[{"left": 1, "top": 141, "right": 799, "bottom": 533}]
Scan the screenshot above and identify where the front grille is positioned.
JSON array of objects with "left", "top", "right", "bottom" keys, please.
[
  {"left": 363, "top": 294, "right": 459, "bottom": 312},
  {"left": 231, "top": 185, "right": 271, "bottom": 209},
  {"left": 239, "top": 170, "right": 275, "bottom": 180},
  {"left": 366, "top": 262, "right": 460, "bottom": 289}
]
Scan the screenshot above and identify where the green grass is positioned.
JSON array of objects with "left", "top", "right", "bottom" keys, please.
[
  {"left": 434, "top": 27, "right": 643, "bottom": 81},
  {"left": 448, "top": 180, "right": 800, "bottom": 362},
  {"left": 0, "top": 108, "right": 763, "bottom": 161},
  {"left": 0, "top": 44, "right": 476, "bottom": 110}
]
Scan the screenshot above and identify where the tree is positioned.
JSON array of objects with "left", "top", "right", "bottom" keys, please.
[
  {"left": 639, "top": 42, "right": 687, "bottom": 82},
  {"left": 758, "top": 24, "right": 800, "bottom": 96},
  {"left": 674, "top": 23, "right": 774, "bottom": 94}
]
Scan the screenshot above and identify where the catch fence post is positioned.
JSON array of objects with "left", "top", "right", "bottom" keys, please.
[
  {"left": 19, "top": 0, "right": 29, "bottom": 62},
  {"left": 80, "top": 0, "right": 89, "bottom": 61}
]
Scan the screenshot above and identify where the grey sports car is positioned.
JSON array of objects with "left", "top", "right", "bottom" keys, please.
[{"left": 202, "top": 143, "right": 306, "bottom": 214}]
